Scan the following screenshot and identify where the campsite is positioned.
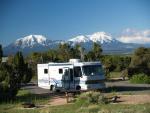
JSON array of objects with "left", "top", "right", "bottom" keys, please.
[
  {"left": 1, "top": 0, "right": 150, "bottom": 113},
  {"left": 0, "top": 44, "right": 150, "bottom": 113}
]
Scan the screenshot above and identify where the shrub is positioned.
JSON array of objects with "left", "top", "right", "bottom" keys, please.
[
  {"left": 77, "top": 91, "right": 107, "bottom": 104},
  {"left": 129, "top": 47, "right": 150, "bottom": 76},
  {"left": 0, "top": 52, "right": 32, "bottom": 102},
  {"left": 130, "top": 73, "right": 150, "bottom": 84},
  {"left": 87, "top": 91, "right": 100, "bottom": 104}
]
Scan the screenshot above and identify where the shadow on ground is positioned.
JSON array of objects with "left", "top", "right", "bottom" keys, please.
[
  {"left": 15, "top": 91, "right": 66, "bottom": 103},
  {"left": 105, "top": 86, "right": 150, "bottom": 93}
]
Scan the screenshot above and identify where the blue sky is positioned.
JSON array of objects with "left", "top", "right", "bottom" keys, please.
[{"left": 0, "top": 0, "right": 150, "bottom": 46}]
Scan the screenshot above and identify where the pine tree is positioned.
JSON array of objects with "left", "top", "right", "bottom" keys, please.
[
  {"left": 0, "top": 51, "right": 32, "bottom": 101},
  {"left": 13, "top": 52, "right": 25, "bottom": 83},
  {"left": 0, "top": 44, "right": 3, "bottom": 63},
  {"left": 93, "top": 42, "right": 103, "bottom": 61},
  {"left": 13, "top": 51, "right": 32, "bottom": 84},
  {"left": 0, "top": 63, "right": 18, "bottom": 101},
  {"left": 86, "top": 43, "right": 103, "bottom": 61},
  {"left": 58, "top": 43, "right": 71, "bottom": 62},
  {"left": 129, "top": 47, "right": 150, "bottom": 76}
]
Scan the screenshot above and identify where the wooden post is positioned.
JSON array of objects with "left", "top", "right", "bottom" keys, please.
[{"left": 65, "top": 92, "right": 69, "bottom": 103}]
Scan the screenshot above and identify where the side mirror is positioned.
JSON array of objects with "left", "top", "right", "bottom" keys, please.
[{"left": 79, "top": 72, "right": 82, "bottom": 78}]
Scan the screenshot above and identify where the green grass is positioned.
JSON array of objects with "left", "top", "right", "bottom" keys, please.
[
  {"left": 0, "top": 89, "right": 50, "bottom": 113},
  {"left": 15, "top": 89, "right": 50, "bottom": 104},
  {"left": 1, "top": 101, "right": 150, "bottom": 113},
  {"left": 109, "top": 72, "right": 121, "bottom": 78},
  {"left": 0, "top": 90, "right": 150, "bottom": 113},
  {"left": 130, "top": 74, "right": 150, "bottom": 84}
]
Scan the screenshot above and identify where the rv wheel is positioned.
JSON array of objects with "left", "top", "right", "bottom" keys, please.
[
  {"left": 50, "top": 85, "right": 55, "bottom": 91},
  {"left": 76, "top": 86, "right": 81, "bottom": 90}
]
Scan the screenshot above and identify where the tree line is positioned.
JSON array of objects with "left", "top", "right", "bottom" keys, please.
[{"left": 25, "top": 43, "right": 150, "bottom": 78}]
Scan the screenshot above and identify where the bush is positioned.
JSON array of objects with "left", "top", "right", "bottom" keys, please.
[
  {"left": 0, "top": 63, "right": 17, "bottom": 101},
  {"left": 130, "top": 73, "right": 150, "bottom": 84},
  {"left": 129, "top": 47, "right": 150, "bottom": 76},
  {"left": 87, "top": 91, "right": 100, "bottom": 104},
  {"left": 0, "top": 52, "right": 33, "bottom": 102},
  {"left": 77, "top": 91, "right": 107, "bottom": 104}
]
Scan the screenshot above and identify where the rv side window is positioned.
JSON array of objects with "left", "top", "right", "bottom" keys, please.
[
  {"left": 59, "top": 69, "right": 63, "bottom": 74},
  {"left": 44, "top": 69, "right": 48, "bottom": 74},
  {"left": 74, "top": 67, "right": 82, "bottom": 77}
]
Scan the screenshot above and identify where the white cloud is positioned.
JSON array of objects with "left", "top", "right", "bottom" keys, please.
[{"left": 118, "top": 28, "right": 150, "bottom": 44}]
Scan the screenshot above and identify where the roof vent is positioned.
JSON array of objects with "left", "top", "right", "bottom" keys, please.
[{"left": 69, "top": 59, "right": 80, "bottom": 63}]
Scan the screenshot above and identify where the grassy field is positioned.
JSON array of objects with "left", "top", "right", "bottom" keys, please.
[
  {"left": 0, "top": 90, "right": 150, "bottom": 113},
  {"left": 40, "top": 103, "right": 150, "bottom": 113},
  {"left": 0, "top": 99, "right": 150, "bottom": 113},
  {"left": 108, "top": 72, "right": 121, "bottom": 78},
  {"left": 0, "top": 89, "right": 50, "bottom": 113}
]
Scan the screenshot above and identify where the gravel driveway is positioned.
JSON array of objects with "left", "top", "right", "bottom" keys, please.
[
  {"left": 22, "top": 79, "right": 150, "bottom": 94},
  {"left": 105, "top": 79, "right": 150, "bottom": 94}
]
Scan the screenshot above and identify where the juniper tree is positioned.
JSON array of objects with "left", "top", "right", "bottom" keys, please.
[{"left": 0, "top": 44, "right": 3, "bottom": 63}]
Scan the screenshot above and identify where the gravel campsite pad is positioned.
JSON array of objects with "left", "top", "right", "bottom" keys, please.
[
  {"left": 48, "top": 94, "right": 150, "bottom": 106},
  {"left": 116, "top": 95, "right": 150, "bottom": 104},
  {"left": 49, "top": 96, "right": 67, "bottom": 106},
  {"left": 49, "top": 95, "right": 74, "bottom": 106}
]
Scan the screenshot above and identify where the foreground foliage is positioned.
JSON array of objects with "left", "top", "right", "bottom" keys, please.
[
  {"left": 130, "top": 73, "right": 150, "bottom": 84},
  {"left": 0, "top": 51, "right": 32, "bottom": 101},
  {"left": 128, "top": 47, "right": 150, "bottom": 77},
  {"left": 0, "top": 90, "right": 150, "bottom": 113},
  {"left": 77, "top": 91, "right": 107, "bottom": 104}
]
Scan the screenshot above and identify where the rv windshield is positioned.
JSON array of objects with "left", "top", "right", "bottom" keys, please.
[{"left": 82, "top": 65, "right": 104, "bottom": 76}]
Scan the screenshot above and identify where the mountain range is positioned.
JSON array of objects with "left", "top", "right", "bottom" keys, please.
[{"left": 3, "top": 32, "right": 146, "bottom": 56}]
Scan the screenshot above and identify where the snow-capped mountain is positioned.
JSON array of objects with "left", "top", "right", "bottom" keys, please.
[
  {"left": 89, "top": 32, "right": 115, "bottom": 43},
  {"left": 14, "top": 35, "right": 51, "bottom": 48},
  {"left": 68, "top": 35, "right": 90, "bottom": 43},
  {"left": 68, "top": 32, "right": 118, "bottom": 44},
  {"left": 3, "top": 35, "right": 62, "bottom": 55},
  {"left": 68, "top": 32, "right": 136, "bottom": 54},
  {"left": 3, "top": 32, "right": 143, "bottom": 56}
]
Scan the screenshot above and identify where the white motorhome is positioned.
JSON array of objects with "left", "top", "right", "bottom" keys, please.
[{"left": 37, "top": 59, "right": 105, "bottom": 91}]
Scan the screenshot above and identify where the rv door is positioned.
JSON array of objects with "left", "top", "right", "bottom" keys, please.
[
  {"left": 62, "top": 68, "right": 69, "bottom": 89},
  {"left": 62, "top": 67, "right": 74, "bottom": 90}
]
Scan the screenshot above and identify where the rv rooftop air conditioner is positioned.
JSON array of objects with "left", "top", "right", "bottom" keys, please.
[{"left": 69, "top": 59, "right": 80, "bottom": 63}]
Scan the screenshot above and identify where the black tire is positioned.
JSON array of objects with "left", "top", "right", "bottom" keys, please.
[
  {"left": 50, "top": 85, "right": 55, "bottom": 91},
  {"left": 76, "top": 86, "right": 81, "bottom": 90},
  {"left": 56, "top": 89, "right": 60, "bottom": 92}
]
